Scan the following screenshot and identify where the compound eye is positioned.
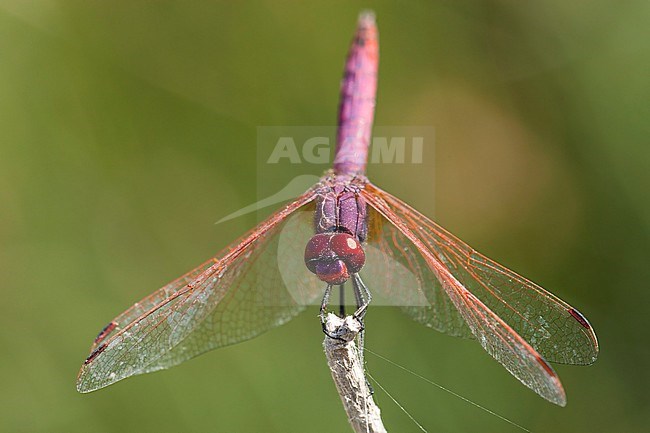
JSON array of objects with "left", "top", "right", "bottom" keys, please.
[
  {"left": 330, "top": 233, "right": 365, "bottom": 274},
  {"left": 304, "top": 233, "right": 331, "bottom": 273},
  {"left": 314, "top": 260, "right": 349, "bottom": 285}
]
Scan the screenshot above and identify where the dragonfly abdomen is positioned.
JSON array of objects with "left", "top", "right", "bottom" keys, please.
[{"left": 333, "top": 12, "right": 378, "bottom": 176}]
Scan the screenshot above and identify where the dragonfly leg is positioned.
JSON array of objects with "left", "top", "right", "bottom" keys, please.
[
  {"left": 320, "top": 284, "right": 347, "bottom": 341},
  {"left": 352, "top": 274, "right": 374, "bottom": 394},
  {"left": 339, "top": 284, "right": 346, "bottom": 317},
  {"left": 320, "top": 284, "right": 333, "bottom": 324},
  {"left": 352, "top": 274, "right": 372, "bottom": 322}
]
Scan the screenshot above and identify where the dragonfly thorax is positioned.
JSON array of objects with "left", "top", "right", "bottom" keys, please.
[{"left": 304, "top": 232, "right": 366, "bottom": 285}]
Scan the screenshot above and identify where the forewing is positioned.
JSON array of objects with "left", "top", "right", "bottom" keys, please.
[
  {"left": 77, "top": 192, "right": 319, "bottom": 393},
  {"left": 361, "top": 206, "right": 472, "bottom": 337},
  {"left": 364, "top": 183, "right": 598, "bottom": 366},
  {"left": 88, "top": 259, "right": 216, "bottom": 353},
  {"left": 363, "top": 185, "right": 569, "bottom": 405}
]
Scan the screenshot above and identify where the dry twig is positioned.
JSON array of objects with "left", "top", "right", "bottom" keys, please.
[{"left": 323, "top": 313, "right": 387, "bottom": 433}]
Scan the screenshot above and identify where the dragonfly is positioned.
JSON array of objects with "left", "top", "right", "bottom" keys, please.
[{"left": 77, "top": 12, "right": 598, "bottom": 407}]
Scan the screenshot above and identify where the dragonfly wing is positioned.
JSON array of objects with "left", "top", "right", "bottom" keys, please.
[
  {"left": 361, "top": 206, "right": 473, "bottom": 338},
  {"left": 438, "top": 274, "right": 567, "bottom": 405},
  {"left": 77, "top": 192, "right": 321, "bottom": 393},
  {"left": 87, "top": 259, "right": 216, "bottom": 353},
  {"left": 363, "top": 185, "right": 573, "bottom": 405},
  {"left": 364, "top": 183, "right": 598, "bottom": 366}
]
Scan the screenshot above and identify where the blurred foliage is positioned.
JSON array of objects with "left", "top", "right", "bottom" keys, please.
[{"left": 0, "top": 1, "right": 648, "bottom": 432}]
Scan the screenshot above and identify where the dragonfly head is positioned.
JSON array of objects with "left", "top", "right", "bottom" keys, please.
[{"left": 304, "top": 232, "right": 365, "bottom": 285}]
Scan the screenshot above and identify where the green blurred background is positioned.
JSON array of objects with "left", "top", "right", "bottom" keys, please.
[{"left": 1, "top": 1, "right": 648, "bottom": 432}]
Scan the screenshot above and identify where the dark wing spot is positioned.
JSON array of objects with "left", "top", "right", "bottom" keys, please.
[
  {"left": 84, "top": 343, "right": 107, "bottom": 365},
  {"left": 535, "top": 354, "right": 556, "bottom": 377},
  {"left": 568, "top": 308, "right": 591, "bottom": 329},
  {"left": 94, "top": 321, "right": 117, "bottom": 344}
]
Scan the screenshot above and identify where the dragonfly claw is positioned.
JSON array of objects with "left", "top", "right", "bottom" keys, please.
[
  {"left": 322, "top": 314, "right": 364, "bottom": 342},
  {"left": 321, "top": 321, "right": 348, "bottom": 342},
  {"left": 352, "top": 314, "right": 365, "bottom": 332}
]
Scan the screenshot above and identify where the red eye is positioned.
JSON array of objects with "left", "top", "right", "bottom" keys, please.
[
  {"left": 314, "top": 260, "right": 349, "bottom": 285},
  {"left": 330, "top": 233, "right": 365, "bottom": 273},
  {"left": 304, "top": 233, "right": 330, "bottom": 273},
  {"left": 304, "top": 232, "right": 365, "bottom": 283}
]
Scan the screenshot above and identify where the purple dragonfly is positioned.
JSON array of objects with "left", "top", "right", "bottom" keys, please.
[{"left": 78, "top": 12, "right": 598, "bottom": 407}]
